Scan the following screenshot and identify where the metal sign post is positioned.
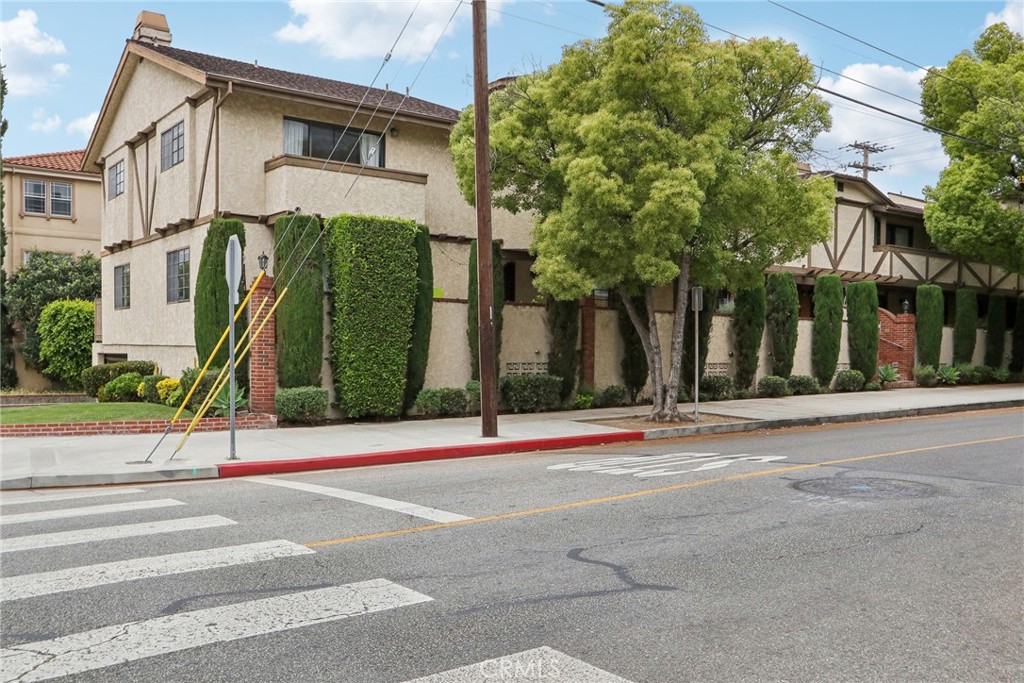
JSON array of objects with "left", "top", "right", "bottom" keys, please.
[
  {"left": 691, "top": 286, "right": 703, "bottom": 423},
  {"left": 225, "top": 235, "right": 242, "bottom": 461}
]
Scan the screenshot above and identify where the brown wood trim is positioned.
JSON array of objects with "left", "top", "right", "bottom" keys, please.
[
  {"left": 991, "top": 270, "right": 1013, "bottom": 290},
  {"left": 194, "top": 91, "right": 219, "bottom": 220},
  {"left": 836, "top": 205, "right": 864, "bottom": 265},
  {"left": 431, "top": 233, "right": 474, "bottom": 244},
  {"left": 821, "top": 238, "right": 836, "bottom": 270},
  {"left": 962, "top": 261, "right": 986, "bottom": 287},
  {"left": 186, "top": 87, "right": 216, "bottom": 108},
  {"left": 928, "top": 258, "right": 955, "bottom": 283},
  {"left": 218, "top": 211, "right": 262, "bottom": 223},
  {"left": 835, "top": 197, "right": 874, "bottom": 208},
  {"left": 147, "top": 168, "right": 158, "bottom": 238},
  {"left": 127, "top": 41, "right": 208, "bottom": 84},
  {"left": 263, "top": 154, "right": 429, "bottom": 185},
  {"left": 130, "top": 146, "right": 146, "bottom": 238},
  {"left": 436, "top": 297, "right": 469, "bottom": 304},
  {"left": 870, "top": 251, "right": 887, "bottom": 275},
  {"left": 890, "top": 248, "right": 924, "bottom": 281}
]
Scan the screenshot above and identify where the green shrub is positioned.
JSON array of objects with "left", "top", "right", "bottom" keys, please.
[
  {"left": 936, "top": 365, "right": 961, "bottom": 385},
  {"left": 194, "top": 218, "right": 248, "bottom": 386},
  {"left": 139, "top": 374, "right": 169, "bottom": 404},
  {"left": 413, "top": 387, "right": 468, "bottom": 417},
  {"left": 835, "top": 369, "right": 865, "bottom": 392},
  {"left": 975, "top": 365, "right": 996, "bottom": 384},
  {"left": 787, "top": 375, "right": 821, "bottom": 395},
  {"left": 811, "top": 274, "right": 843, "bottom": 386},
  {"left": 699, "top": 374, "right": 734, "bottom": 401},
  {"left": 547, "top": 297, "right": 579, "bottom": 401},
  {"left": 757, "top": 375, "right": 791, "bottom": 398},
  {"left": 993, "top": 367, "right": 1011, "bottom": 383},
  {"left": 765, "top": 272, "right": 799, "bottom": 378},
  {"left": 953, "top": 288, "right": 978, "bottom": 364},
  {"left": 326, "top": 214, "right": 418, "bottom": 418},
  {"left": 156, "top": 377, "right": 179, "bottom": 402},
  {"left": 499, "top": 374, "right": 561, "bottom": 413},
  {"left": 210, "top": 380, "right": 247, "bottom": 417},
  {"left": 465, "top": 380, "right": 481, "bottom": 415},
  {"left": 81, "top": 361, "right": 158, "bottom": 398},
  {"left": 1011, "top": 296, "right": 1024, "bottom": 373},
  {"left": 573, "top": 393, "right": 595, "bottom": 410},
  {"left": 166, "top": 385, "right": 185, "bottom": 408},
  {"left": 864, "top": 381, "right": 881, "bottom": 391},
  {"left": 731, "top": 284, "right": 766, "bottom": 391},
  {"left": 984, "top": 295, "right": 1006, "bottom": 368},
  {"left": 915, "top": 284, "right": 943, "bottom": 368},
  {"left": 98, "top": 372, "right": 144, "bottom": 402},
  {"left": 953, "top": 363, "right": 980, "bottom": 385},
  {"left": 846, "top": 281, "right": 879, "bottom": 380},
  {"left": 913, "top": 365, "right": 938, "bottom": 388},
  {"left": 877, "top": 364, "right": 899, "bottom": 387},
  {"left": 734, "top": 389, "right": 753, "bottom": 400},
  {"left": 403, "top": 225, "right": 434, "bottom": 413},
  {"left": 275, "top": 386, "right": 329, "bottom": 424},
  {"left": 180, "top": 366, "right": 222, "bottom": 414},
  {"left": 596, "top": 384, "right": 629, "bottom": 408},
  {"left": 682, "top": 287, "right": 714, "bottom": 394},
  {"left": 467, "top": 239, "right": 504, "bottom": 381},
  {"left": 274, "top": 214, "right": 324, "bottom": 389},
  {"left": 37, "top": 299, "right": 94, "bottom": 389},
  {"left": 617, "top": 295, "right": 649, "bottom": 403}
]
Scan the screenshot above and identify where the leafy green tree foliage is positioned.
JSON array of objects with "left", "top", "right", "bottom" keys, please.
[
  {"left": 811, "top": 275, "right": 842, "bottom": 386},
  {"left": 326, "top": 214, "right": 417, "bottom": 418},
  {"left": 451, "top": 0, "right": 832, "bottom": 419},
  {"left": 38, "top": 300, "right": 94, "bottom": 388},
  {"left": 682, "top": 289, "right": 714, "bottom": 396},
  {"left": 732, "top": 282, "right": 766, "bottom": 391},
  {"left": 194, "top": 218, "right": 248, "bottom": 384},
  {"left": 617, "top": 295, "right": 649, "bottom": 403},
  {"left": 846, "top": 281, "right": 879, "bottom": 379},
  {"left": 467, "top": 239, "right": 504, "bottom": 381},
  {"left": 0, "top": 66, "right": 15, "bottom": 387},
  {"left": 403, "top": 225, "right": 434, "bottom": 413},
  {"left": 953, "top": 288, "right": 978, "bottom": 364},
  {"left": 546, "top": 296, "right": 579, "bottom": 401},
  {"left": 915, "top": 285, "right": 943, "bottom": 368},
  {"left": 765, "top": 272, "right": 799, "bottom": 378},
  {"left": 984, "top": 295, "right": 1007, "bottom": 368},
  {"left": 274, "top": 215, "right": 323, "bottom": 388},
  {"left": 1010, "top": 296, "right": 1024, "bottom": 373},
  {"left": 921, "top": 23, "right": 1024, "bottom": 275},
  {"left": 5, "top": 251, "right": 100, "bottom": 369}
]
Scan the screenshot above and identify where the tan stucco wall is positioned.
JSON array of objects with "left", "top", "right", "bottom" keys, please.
[
  {"left": 424, "top": 300, "right": 472, "bottom": 390},
  {"left": 500, "top": 304, "right": 549, "bottom": 376}
]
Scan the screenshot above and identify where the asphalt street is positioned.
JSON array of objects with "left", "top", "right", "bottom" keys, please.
[{"left": 1, "top": 408, "right": 1022, "bottom": 682}]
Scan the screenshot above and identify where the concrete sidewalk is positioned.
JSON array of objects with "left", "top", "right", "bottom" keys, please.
[{"left": 1, "top": 384, "right": 1021, "bottom": 490}]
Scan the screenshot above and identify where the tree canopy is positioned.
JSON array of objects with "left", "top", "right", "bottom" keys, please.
[
  {"left": 921, "top": 22, "right": 1024, "bottom": 275},
  {"left": 450, "top": 0, "right": 833, "bottom": 420}
]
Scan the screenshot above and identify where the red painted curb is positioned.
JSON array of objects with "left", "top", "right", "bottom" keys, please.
[{"left": 217, "top": 430, "right": 645, "bottom": 478}]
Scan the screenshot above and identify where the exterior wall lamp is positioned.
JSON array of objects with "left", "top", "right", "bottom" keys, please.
[{"left": 258, "top": 251, "right": 269, "bottom": 272}]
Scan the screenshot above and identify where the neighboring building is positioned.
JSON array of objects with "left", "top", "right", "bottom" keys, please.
[{"left": 2, "top": 150, "right": 102, "bottom": 390}]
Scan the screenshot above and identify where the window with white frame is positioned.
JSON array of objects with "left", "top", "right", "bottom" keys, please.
[
  {"left": 23, "top": 179, "right": 74, "bottom": 217},
  {"left": 161, "top": 121, "right": 185, "bottom": 171},
  {"left": 166, "top": 247, "right": 190, "bottom": 303},
  {"left": 23, "top": 179, "right": 46, "bottom": 214},
  {"left": 108, "top": 161, "right": 125, "bottom": 199},
  {"left": 283, "top": 117, "right": 384, "bottom": 167},
  {"left": 50, "top": 182, "right": 72, "bottom": 217},
  {"left": 114, "top": 264, "right": 131, "bottom": 309}
]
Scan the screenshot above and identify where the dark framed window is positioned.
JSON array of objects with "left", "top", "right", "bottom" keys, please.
[
  {"left": 108, "top": 160, "right": 125, "bottom": 199},
  {"left": 23, "top": 179, "right": 46, "bottom": 214},
  {"left": 166, "top": 247, "right": 190, "bottom": 303},
  {"left": 114, "top": 264, "right": 131, "bottom": 309},
  {"left": 283, "top": 117, "right": 384, "bottom": 167},
  {"left": 50, "top": 182, "right": 72, "bottom": 217},
  {"left": 161, "top": 121, "right": 185, "bottom": 171},
  {"left": 887, "top": 224, "right": 914, "bottom": 248}
]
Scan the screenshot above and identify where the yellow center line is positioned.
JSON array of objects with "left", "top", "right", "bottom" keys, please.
[{"left": 303, "top": 433, "right": 1022, "bottom": 549}]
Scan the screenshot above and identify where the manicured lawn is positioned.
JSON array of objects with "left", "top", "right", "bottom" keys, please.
[{"left": 0, "top": 403, "right": 193, "bottom": 424}]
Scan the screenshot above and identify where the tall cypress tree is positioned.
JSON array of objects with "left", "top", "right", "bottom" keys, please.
[
  {"left": 732, "top": 283, "right": 766, "bottom": 391},
  {"left": 546, "top": 296, "right": 579, "bottom": 401},
  {"left": 811, "top": 275, "right": 842, "bottom": 386},
  {"left": 915, "top": 284, "right": 943, "bottom": 368},
  {"left": 846, "top": 281, "right": 879, "bottom": 379},
  {"left": 403, "top": 225, "right": 434, "bottom": 412},
  {"left": 193, "top": 218, "right": 248, "bottom": 383},
  {"left": 953, "top": 288, "right": 978, "bottom": 364},
  {"left": 984, "top": 294, "right": 1006, "bottom": 368},
  {"left": 274, "top": 215, "right": 323, "bottom": 388},
  {"left": 765, "top": 272, "right": 799, "bottom": 378},
  {"left": 0, "top": 67, "right": 15, "bottom": 387}
]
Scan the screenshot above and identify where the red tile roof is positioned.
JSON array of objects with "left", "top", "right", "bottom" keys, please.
[{"left": 3, "top": 150, "right": 86, "bottom": 173}]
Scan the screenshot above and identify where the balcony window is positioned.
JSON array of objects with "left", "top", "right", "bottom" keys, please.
[{"left": 283, "top": 117, "right": 384, "bottom": 167}]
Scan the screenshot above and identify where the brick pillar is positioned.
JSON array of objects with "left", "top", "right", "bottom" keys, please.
[
  {"left": 878, "top": 308, "right": 916, "bottom": 380},
  {"left": 248, "top": 276, "right": 277, "bottom": 414},
  {"left": 581, "top": 296, "right": 596, "bottom": 387}
]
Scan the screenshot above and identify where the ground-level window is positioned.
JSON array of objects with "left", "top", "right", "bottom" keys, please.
[
  {"left": 166, "top": 247, "right": 190, "bottom": 303},
  {"left": 283, "top": 117, "right": 384, "bottom": 167},
  {"left": 114, "top": 264, "right": 131, "bottom": 309}
]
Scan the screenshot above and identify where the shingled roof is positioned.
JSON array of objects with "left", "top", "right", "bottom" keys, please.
[
  {"left": 3, "top": 150, "right": 90, "bottom": 174},
  {"left": 136, "top": 41, "right": 460, "bottom": 123}
]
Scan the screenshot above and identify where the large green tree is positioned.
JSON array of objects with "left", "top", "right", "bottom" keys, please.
[
  {"left": 921, "top": 23, "right": 1024, "bottom": 275},
  {"left": 450, "top": 0, "right": 832, "bottom": 420},
  {"left": 0, "top": 66, "right": 15, "bottom": 387}
]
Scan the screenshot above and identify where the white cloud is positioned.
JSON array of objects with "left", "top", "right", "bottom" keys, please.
[
  {"left": 67, "top": 111, "right": 99, "bottom": 137},
  {"left": 985, "top": 1, "right": 1024, "bottom": 30},
  {"left": 0, "top": 9, "right": 69, "bottom": 96},
  {"left": 29, "top": 108, "right": 61, "bottom": 133}
]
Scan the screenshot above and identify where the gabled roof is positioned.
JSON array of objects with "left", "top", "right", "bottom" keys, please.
[
  {"left": 3, "top": 150, "right": 92, "bottom": 174},
  {"left": 817, "top": 171, "right": 924, "bottom": 216}
]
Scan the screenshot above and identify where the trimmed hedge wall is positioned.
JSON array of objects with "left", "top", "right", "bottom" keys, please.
[
  {"left": 953, "top": 288, "right": 978, "bottom": 364},
  {"left": 274, "top": 214, "right": 324, "bottom": 388},
  {"left": 194, "top": 218, "right": 248, "bottom": 385},
  {"left": 38, "top": 299, "right": 94, "bottom": 389},
  {"left": 403, "top": 224, "right": 434, "bottom": 413},
  {"left": 1011, "top": 296, "right": 1024, "bottom": 373},
  {"left": 731, "top": 283, "right": 765, "bottom": 391},
  {"left": 811, "top": 275, "right": 842, "bottom": 386},
  {"left": 765, "top": 272, "right": 799, "bottom": 378},
  {"left": 682, "top": 289, "right": 713, "bottom": 395},
  {"left": 326, "top": 214, "right": 418, "bottom": 418},
  {"left": 81, "top": 361, "right": 158, "bottom": 398},
  {"left": 467, "top": 239, "right": 504, "bottom": 381},
  {"left": 546, "top": 296, "right": 579, "bottom": 401},
  {"left": 275, "top": 386, "right": 328, "bottom": 424},
  {"left": 984, "top": 294, "right": 1006, "bottom": 368},
  {"left": 915, "top": 284, "right": 943, "bottom": 368},
  {"left": 846, "top": 281, "right": 879, "bottom": 380},
  {"left": 617, "top": 295, "right": 649, "bottom": 404}
]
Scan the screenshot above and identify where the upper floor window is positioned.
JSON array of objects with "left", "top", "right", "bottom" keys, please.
[
  {"left": 161, "top": 121, "right": 185, "bottom": 171},
  {"left": 50, "top": 182, "right": 72, "bottom": 217},
  {"left": 166, "top": 247, "right": 190, "bottom": 303},
  {"left": 108, "top": 160, "right": 125, "bottom": 199},
  {"left": 887, "top": 224, "right": 914, "bottom": 248},
  {"left": 114, "top": 264, "right": 131, "bottom": 309},
  {"left": 23, "top": 179, "right": 46, "bottom": 214},
  {"left": 23, "top": 179, "right": 72, "bottom": 217},
  {"left": 283, "top": 117, "right": 384, "bottom": 167}
]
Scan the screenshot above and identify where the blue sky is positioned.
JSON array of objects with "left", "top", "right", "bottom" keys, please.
[{"left": 2, "top": 1, "right": 1021, "bottom": 198}]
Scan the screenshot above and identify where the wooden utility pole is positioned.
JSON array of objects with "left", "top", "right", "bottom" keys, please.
[
  {"left": 473, "top": 0, "right": 498, "bottom": 437},
  {"left": 844, "top": 140, "right": 889, "bottom": 180}
]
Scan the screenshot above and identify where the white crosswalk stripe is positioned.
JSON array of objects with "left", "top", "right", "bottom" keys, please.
[
  {"left": 0, "top": 498, "right": 186, "bottom": 526},
  {"left": 0, "top": 487, "right": 146, "bottom": 506},
  {"left": 404, "top": 646, "right": 635, "bottom": 682},
  {"left": 1, "top": 580, "right": 432, "bottom": 682},
  {"left": 0, "top": 515, "right": 236, "bottom": 553}
]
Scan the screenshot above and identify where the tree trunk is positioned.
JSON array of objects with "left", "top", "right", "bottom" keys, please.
[
  {"left": 663, "top": 252, "right": 692, "bottom": 422},
  {"left": 620, "top": 286, "right": 663, "bottom": 419}
]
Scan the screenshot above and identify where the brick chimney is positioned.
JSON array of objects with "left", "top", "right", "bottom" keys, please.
[{"left": 133, "top": 11, "right": 172, "bottom": 46}]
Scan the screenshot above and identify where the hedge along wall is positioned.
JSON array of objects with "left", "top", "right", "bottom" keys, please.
[
  {"left": 915, "top": 284, "right": 943, "bottom": 368},
  {"left": 1011, "top": 296, "right": 1024, "bottom": 373},
  {"left": 326, "top": 214, "right": 418, "bottom": 418},
  {"left": 953, "top": 288, "right": 978, "bottom": 364},
  {"left": 467, "top": 239, "right": 504, "bottom": 381},
  {"left": 731, "top": 282, "right": 766, "bottom": 391},
  {"left": 274, "top": 215, "right": 324, "bottom": 388},
  {"left": 811, "top": 275, "right": 842, "bottom": 386},
  {"left": 194, "top": 218, "right": 248, "bottom": 384},
  {"left": 846, "top": 280, "right": 879, "bottom": 379},
  {"left": 617, "top": 295, "right": 649, "bottom": 403},
  {"left": 765, "top": 272, "right": 799, "bottom": 378},
  {"left": 984, "top": 294, "right": 1006, "bottom": 368},
  {"left": 38, "top": 299, "right": 94, "bottom": 389},
  {"left": 682, "top": 288, "right": 714, "bottom": 396},
  {"left": 546, "top": 296, "right": 579, "bottom": 401},
  {"left": 402, "top": 224, "right": 434, "bottom": 413}
]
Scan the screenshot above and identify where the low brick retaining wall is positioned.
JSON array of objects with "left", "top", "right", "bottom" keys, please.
[
  {"left": 0, "top": 394, "right": 94, "bottom": 407},
  {"left": 0, "top": 413, "right": 276, "bottom": 438}
]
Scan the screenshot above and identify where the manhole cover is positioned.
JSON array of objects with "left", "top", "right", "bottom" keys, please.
[{"left": 792, "top": 477, "right": 936, "bottom": 499}]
